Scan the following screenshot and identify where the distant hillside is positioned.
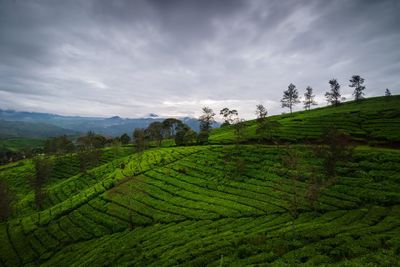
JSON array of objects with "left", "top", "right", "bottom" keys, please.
[
  {"left": 0, "top": 120, "right": 77, "bottom": 139},
  {"left": 0, "top": 138, "right": 45, "bottom": 152},
  {"left": 210, "top": 95, "right": 400, "bottom": 145},
  {"left": 0, "top": 110, "right": 214, "bottom": 137}
]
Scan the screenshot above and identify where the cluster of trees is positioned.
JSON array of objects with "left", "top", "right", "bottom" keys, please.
[
  {"left": 132, "top": 111, "right": 217, "bottom": 150},
  {"left": 0, "top": 146, "right": 42, "bottom": 165},
  {"left": 280, "top": 75, "right": 384, "bottom": 114},
  {"left": 218, "top": 104, "right": 281, "bottom": 144},
  {"left": 43, "top": 132, "right": 135, "bottom": 156},
  {"left": 44, "top": 135, "right": 75, "bottom": 154}
]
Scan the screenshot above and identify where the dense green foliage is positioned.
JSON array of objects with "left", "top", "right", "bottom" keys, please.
[{"left": 0, "top": 96, "right": 399, "bottom": 266}]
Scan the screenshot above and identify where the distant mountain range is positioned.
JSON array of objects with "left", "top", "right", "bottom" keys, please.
[{"left": 0, "top": 109, "right": 219, "bottom": 139}]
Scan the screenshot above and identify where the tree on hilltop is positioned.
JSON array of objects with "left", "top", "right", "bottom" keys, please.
[
  {"left": 303, "top": 86, "right": 317, "bottom": 110},
  {"left": 281, "top": 83, "right": 300, "bottom": 114},
  {"left": 220, "top": 108, "right": 238, "bottom": 126},
  {"left": 349, "top": 75, "right": 366, "bottom": 101},
  {"left": 198, "top": 107, "right": 216, "bottom": 144},
  {"left": 325, "top": 79, "right": 343, "bottom": 106},
  {"left": 255, "top": 104, "right": 267, "bottom": 122}
]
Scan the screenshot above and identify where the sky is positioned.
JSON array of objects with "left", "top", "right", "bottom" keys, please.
[{"left": 0, "top": 0, "right": 399, "bottom": 120}]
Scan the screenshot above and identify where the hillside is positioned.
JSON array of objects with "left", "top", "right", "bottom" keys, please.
[
  {"left": 0, "top": 143, "right": 400, "bottom": 266},
  {"left": 0, "top": 120, "right": 77, "bottom": 139},
  {"left": 210, "top": 96, "right": 400, "bottom": 145},
  {"left": 0, "top": 96, "right": 399, "bottom": 266}
]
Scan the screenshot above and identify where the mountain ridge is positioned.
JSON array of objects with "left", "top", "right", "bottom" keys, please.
[{"left": 0, "top": 109, "right": 213, "bottom": 138}]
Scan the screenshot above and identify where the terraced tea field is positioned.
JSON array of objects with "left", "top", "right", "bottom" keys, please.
[
  {"left": 210, "top": 96, "right": 400, "bottom": 145},
  {"left": 1, "top": 144, "right": 399, "bottom": 266}
]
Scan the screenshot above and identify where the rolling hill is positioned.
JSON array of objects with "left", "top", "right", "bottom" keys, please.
[
  {"left": 210, "top": 95, "right": 400, "bottom": 145},
  {"left": 0, "top": 120, "right": 77, "bottom": 139},
  {"left": 0, "top": 96, "right": 399, "bottom": 266}
]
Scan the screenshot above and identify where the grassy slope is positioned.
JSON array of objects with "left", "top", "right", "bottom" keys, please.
[
  {"left": 0, "top": 144, "right": 399, "bottom": 266},
  {"left": 209, "top": 96, "right": 400, "bottom": 144}
]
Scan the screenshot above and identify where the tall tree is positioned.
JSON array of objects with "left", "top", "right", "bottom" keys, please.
[
  {"left": 314, "top": 128, "right": 353, "bottom": 177},
  {"left": 199, "top": 107, "right": 216, "bottom": 132},
  {"left": 175, "top": 123, "right": 197, "bottom": 146},
  {"left": 303, "top": 86, "right": 317, "bottom": 110},
  {"left": 120, "top": 133, "right": 131, "bottom": 145},
  {"left": 281, "top": 83, "right": 300, "bottom": 114},
  {"left": 325, "top": 79, "right": 342, "bottom": 106},
  {"left": 0, "top": 180, "right": 13, "bottom": 221},
  {"left": 219, "top": 108, "right": 238, "bottom": 126},
  {"left": 77, "top": 132, "right": 103, "bottom": 173},
  {"left": 255, "top": 104, "right": 267, "bottom": 122},
  {"left": 133, "top": 128, "right": 148, "bottom": 153},
  {"left": 162, "top": 118, "right": 183, "bottom": 138},
  {"left": 198, "top": 107, "right": 215, "bottom": 144},
  {"left": 385, "top": 88, "right": 391, "bottom": 97},
  {"left": 349, "top": 75, "right": 366, "bottom": 101},
  {"left": 31, "top": 156, "right": 53, "bottom": 209},
  {"left": 146, "top": 121, "right": 164, "bottom": 147}
]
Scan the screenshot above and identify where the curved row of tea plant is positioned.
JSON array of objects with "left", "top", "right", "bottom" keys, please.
[{"left": 1, "top": 145, "right": 399, "bottom": 266}]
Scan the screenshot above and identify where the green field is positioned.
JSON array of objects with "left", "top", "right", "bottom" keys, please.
[{"left": 1, "top": 96, "right": 400, "bottom": 266}]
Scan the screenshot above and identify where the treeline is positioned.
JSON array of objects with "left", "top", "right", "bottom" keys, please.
[
  {"left": 280, "top": 75, "right": 392, "bottom": 114},
  {"left": 0, "top": 146, "right": 42, "bottom": 165},
  {"left": 132, "top": 115, "right": 214, "bottom": 149}
]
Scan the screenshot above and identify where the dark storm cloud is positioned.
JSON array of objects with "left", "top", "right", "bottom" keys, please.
[{"left": 0, "top": 0, "right": 399, "bottom": 118}]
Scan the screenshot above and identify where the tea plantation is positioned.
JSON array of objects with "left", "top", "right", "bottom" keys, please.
[
  {"left": 1, "top": 96, "right": 400, "bottom": 266},
  {"left": 210, "top": 96, "right": 400, "bottom": 145}
]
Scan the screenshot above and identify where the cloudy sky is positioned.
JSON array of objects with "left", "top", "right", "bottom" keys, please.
[{"left": 0, "top": 0, "right": 399, "bottom": 119}]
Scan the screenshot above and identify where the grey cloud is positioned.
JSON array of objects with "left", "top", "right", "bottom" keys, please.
[{"left": 0, "top": 0, "right": 399, "bottom": 119}]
